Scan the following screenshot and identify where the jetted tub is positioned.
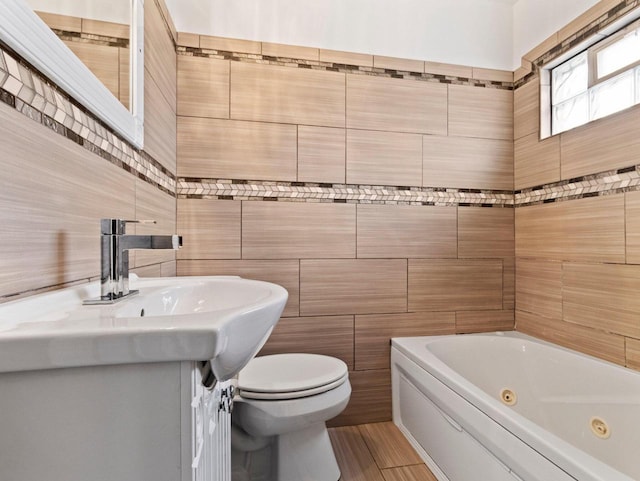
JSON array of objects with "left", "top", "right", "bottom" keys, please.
[{"left": 391, "top": 332, "right": 640, "bottom": 481}]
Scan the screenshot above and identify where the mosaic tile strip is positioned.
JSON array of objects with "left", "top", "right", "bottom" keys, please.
[
  {"left": 515, "top": 165, "right": 640, "bottom": 206},
  {"left": 177, "top": 178, "right": 514, "bottom": 207},
  {"left": 0, "top": 43, "right": 176, "bottom": 197},
  {"left": 177, "top": 47, "right": 513, "bottom": 91}
]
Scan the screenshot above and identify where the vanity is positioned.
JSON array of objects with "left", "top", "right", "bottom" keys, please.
[{"left": 0, "top": 275, "right": 288, "bottom": 481}]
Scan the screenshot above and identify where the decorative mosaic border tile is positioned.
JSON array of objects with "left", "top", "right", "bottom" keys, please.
[
  {"left": 515, "top": 165, "right": 640, "bottom": 206},
  {"left": 52, "top": 29, "right": 129, "bottom": 49},
  {"left": 177, "top": 47, "right": 513, "bottom": 91},
  {"left": 178, "top": 178, "right": 514, "bottom": 207},
  {"left": 0, "top": 43, "right": 176, "bottom": 196}
]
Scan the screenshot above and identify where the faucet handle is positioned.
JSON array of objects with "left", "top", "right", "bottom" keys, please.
[
  {"left": 100, "top": 218, "right": 157, "bottom": 235},
  {"left": 123, "top": 219, "right": 157, "bottom": 225}
]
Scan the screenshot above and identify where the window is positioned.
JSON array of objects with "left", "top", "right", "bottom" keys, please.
[{"left": 549, "top": 19, "right": 640, "bottom": 135}]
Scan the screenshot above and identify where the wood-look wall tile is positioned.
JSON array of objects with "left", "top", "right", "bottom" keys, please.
[
  {"left": 199, "top": 35, "right": 261, "bottom": 54},
  {"left": 358, "top": 422, "right": 423, "bottom": 469},
  {"left": 560, "top": 106, "right": 640, "bottom": 179},
  {"left": 408, "top": 259, "right": 503, "bottom": 312},
  {"left": 176, "top": 259, "right": 300, "bottom": 317},
  {"left": 455, "top": 310, "right": 514, "bottom": 334},
  {"left": 160, "top": 260, "right": 177, "bottom": 277},
  {"left": 448, "top": 84, "right": 513, "bottom": 140},
  {"left": 82, "top": 18, "right": 129, "bottom": 39},
  {"left": 176, "top": 199, "right": 241, "bottom": 260},
  {"left": 261, "top": 42, "right": 319, "bottom": 60},
  {"left": 133, "top": 179, "right": 176, "bottom": 268},
  {"left": 328, "top": 370, "right": 392, "bottom": 427},
  {"left": 458, "top": 207, "right": 514, "bottom": 258},
  {"left": 424, "top": 61, "right": 472, "bottom": 78},
  {"left": 0, "top": 102, "right": 135, "bottom": 298},
  {"left": 144, "top": 75, "right": 177, "bottom": 173},
  {"left": 144, "top": 0, "right": 176, "bottom": 109},
  {"left": 177, "top": 32, "right": 199, "bottom": 48},
  {"left": 472, "top": 68, "right": 513, "bottom": 83},
  {"left": 557, "top": 0, "right": 621, "bottom": 43},
  {"left": 515, "top": 194, "right": 625, "bottom": 263},
  {"left": 177, "top": 56, "right": 229, "bottom": 118},
  {"left": 515, "top": 258, "right": 562, "bottom": 320},
  {"left": 242, "top": 202, "right": 356, "bottom": 259},
  {"left": 230, "top": 62, "right": 345, "bottom": 127},
  {"left": 346, "top": 75, "right": 447, "bottom": 135},
  {"left": 356, "top": 204, "right": 457, "bottom": 259},
  {"left": 382, "top": 465, "right": 438, "bottom": 481},
  {"left": 423, "top": 135, "right": 513, "bottom": 190},
  {"left": 328, "top": 426, "right": 385, "bottom": 481},
  {"left": 320, "top": 49, "right": 373, "bottom": 67},
  {"left": 626, "top": 191, "right": 640, "bottom": 264},
  {"left": 514, "top": 66, "right": 530, "bottom": 83},
  {"left": 503, "top": 256, "right": 515, "bottom": 310},
  {"left": 119, "top": 47, "right": 130, "bottom": 109},
  {"left": 523, "top": 32, "right": 558, "bottom": 63},
  {"left": 36, "top": 11, "right": 81, "bottom": 33},
  {"left": 516, "top": 311, "right": 626, "bottom": 366},
  {"left": 373, "top": 56, "right": 423, "bottom": 72},
  {"left": 355, "top": 312, "right": 455, "bottom": 370},
  {"left": 300, "top": 259, "right": 407, "bottom": 316},
  {"left": 626, "top": 338, "right": 640, "bottom": 371},
  {"left": 563, "top": 263, "right": 640, "bottom": 339},
  {"left": 259, "top": 316, "right": 354, "bottom": 369},
  {"left": 346, "top": 129, "right": 422, "bottom": 187},
  {"left": 177, "top": 117, "right": 297, "bottom": 180},
  {"left": 130, "top": 264, "right": 162, "bottom": 278},
  {"left": 514, "top": 133, "right": 560, "bottom": 189},
  {"left": 514, "top": 79, "right": 539, "bottom": 140},
  {"left": 298, "top": 126, "right": 346, "bottom": 184},
  {"left": 64, "top": 41, "right": 120, "bottom": 100},
  {"left": 155, "top": 0, "right": 177, "bottom": 43}
]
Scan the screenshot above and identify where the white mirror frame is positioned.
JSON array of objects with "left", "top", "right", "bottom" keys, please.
[{"left": 0, "top": 0, "right": 144, "bottom": 148}]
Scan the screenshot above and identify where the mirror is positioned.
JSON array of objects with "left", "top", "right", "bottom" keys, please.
[{"left": 0, "top": 0, "right": 144, "bottom": 148}]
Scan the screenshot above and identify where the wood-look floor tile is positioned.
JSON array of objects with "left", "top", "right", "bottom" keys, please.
[
  {"left": 358, "top": 422, "right": 423, "bottom": 469},
  {"left": 329, "top": 426, "right": 386, "bottom": 481},
  {"left": 381, "top": 465, "right": 438, "bottom": 481}
]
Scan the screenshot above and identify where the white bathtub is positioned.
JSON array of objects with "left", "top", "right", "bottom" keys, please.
[{"left": 391, "top": 332, "right": 640, "bottom": 481}]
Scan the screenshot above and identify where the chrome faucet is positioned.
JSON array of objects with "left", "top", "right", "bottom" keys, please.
[{"left": 83, "top": 218, "right": 182, "bottom": 305}]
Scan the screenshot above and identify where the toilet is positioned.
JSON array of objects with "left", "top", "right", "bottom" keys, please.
[{"left": 231, "top": 353, "right": 351, "bottom": 481}]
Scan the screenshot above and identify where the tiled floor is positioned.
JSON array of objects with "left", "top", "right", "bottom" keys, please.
[{"left": 328, "top": 421, "right": 438, "bottom": 481}]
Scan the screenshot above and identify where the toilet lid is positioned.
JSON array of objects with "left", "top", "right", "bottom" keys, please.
[{"left": 238, "top": 354, "right": 348, "bottom": 398}]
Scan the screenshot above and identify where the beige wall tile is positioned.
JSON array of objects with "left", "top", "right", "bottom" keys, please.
[
  {"left": 458, "top": 207, "right": 514, "bottom": 258},
  {"left": 423, "top": 135, "right": 513, "bottom": 190},
  {"left": 558, "top": 0, "right": 621, "bottom": 43},
  {"left": 119, "top": 47, "right": 130, "bottom": 109},
  {"left": 160, "top": 260, "right": 177, "bottom": 277},
  {"left": 515, "top": 194, "right": 626, "bottom": 263},
  {"left": 300, "top": 259, "right": 407, "bottom": 316},
  {"left": 144, "top": 75, "right": 177, "bottom": 173},
  {"left": 382, "top": 465, "right": 438, "bottom": 481},
  {"left": 230, "top": 62, "right": 345, "bottom": 127},
  {"left": 155, "top": 0, "right": 177, "bottom": 43},
  {"left": 347, "top": 75, "right": 447, "bottom": 135},
  {"left": 503, "top": 256, "right": 515, "bottom": 310},
  {"left": 329, "top": 370, "right": 392, "bottom": 426},
  {"left": 176, "top": 259, "right": 300, "bottom": 317},
  {"left": 36, "top": 11, "right": 81, "bottom": 33},
  {"left": 448, "top": 84, "right": 513, "bottom": 140},
  {"left": 514, "top": 133, "right": 560, "bottom": 189},
  {"left": 200, "top": 35, "right": 261, "bottom": 54},
  {"left": 177, "top": 56, "right": 229, "bottom": 118},
  {"left": 560, "top": 106, "right": 640, "bottom": 179},
  {"left": 514, "top": 79, "right": 539, "bottom": 140},
  {"left": 320, "top": 49, "right": 373, "bottom": 67},
  {"left": 259, "top": 316, "right": 354, "bottom": 369},
  {"left": 523, "top": 32, "right": 558, "bottom": 63},
  {"left": 356, "top": 204, "right": 457, "bottom": 259},
  {"left": 328, "top": 426, "right": 386, "bottom": 479},
  {"left": 408, "top": 259, "right": 503, "bottom": 312},
  {"left": 627, "top": 338, "right": 640, "bottom": 371},
  {"left": 472, "top": 68, "right": 513, "bottom": 83},
  {"left": 515, "top": 258, "right": 562, "bottom": 320},
  {"left": 82, "top": 18, "right": 129, "bottom": 38},
  {"left": 346, "top": 129, "right": 422, "bottom": 186},
  {"left": 358, "top": 422, "right": 423, "bottom": 469},
  {"left": 424, "top": 61, "right": 472, "bottom": 78},
  {"left": 514, "top": 66, "right": 531, "bottom": 83},
  {"left": 0, "top": 102, "right": 135, "bottom": 298},
  {"left": 131, "top": 264, "right": 162, "bottom": 278},
  {"left": 177, "top": 117, "right": 297, "bottom": 180},
  {"left": 145, "top": 0, "right": 176, "bottom": 109},
  {"left": 242, "top": 202, "right": 356, "bottom": 259},
  {"left": 373, "top": 56, "right": 423, "bottom": 72},
  {"left": 177, "top": 199, "right": 241, "bottom": 260},
  {"left": 563, "top": 263, "right": 640, "bottom": 339},
  {"left": 64, "top": 41, "right": 119, "bottom": 100},
  {"left": 177, "top": 32, "right": 199, "bottom": 48},
  {"left": 516, "top": 311, "right": 626, "bottom": 366},
  {"left": 355, "top": 312, "right": 455, "bottom": 370},
  {"left": 455, "top": 310, "right": 514, "bottom": 334},
  {"left": 626, "top": 191, "right": 640, "bottom": 264},
  {"left": 262, "top": 42, "right": 319, "bottom": 60},
  {"left": 297, "top": 126, "right": 346, "bottom": 184}
]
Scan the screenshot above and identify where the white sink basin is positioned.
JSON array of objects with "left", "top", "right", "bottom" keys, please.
[{"left": 0, "top": 275, "right": 288, "bottom": 380}]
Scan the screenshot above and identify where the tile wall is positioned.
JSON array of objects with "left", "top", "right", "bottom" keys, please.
[
  {"left": 513, "top": 0, "right": 640, "bottom": 371},
  {"left": 174, "top": 35, "right": 515, "bottom": 425},
  {"left": 0, "top": 0, "right": 177, "bottom": 300}
]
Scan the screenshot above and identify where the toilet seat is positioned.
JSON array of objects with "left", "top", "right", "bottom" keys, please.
[{"left": 238, "top": 354, "right": 348, "bottom": 400}]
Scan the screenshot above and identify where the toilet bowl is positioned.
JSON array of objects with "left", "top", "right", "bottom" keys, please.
[{"left": 231, "top": 353, "right": 351, "bottom": 481}]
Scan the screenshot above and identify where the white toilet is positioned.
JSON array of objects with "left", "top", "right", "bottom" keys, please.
[{"left": 231, "top": 353, "right": 351, "bottom": 481}]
